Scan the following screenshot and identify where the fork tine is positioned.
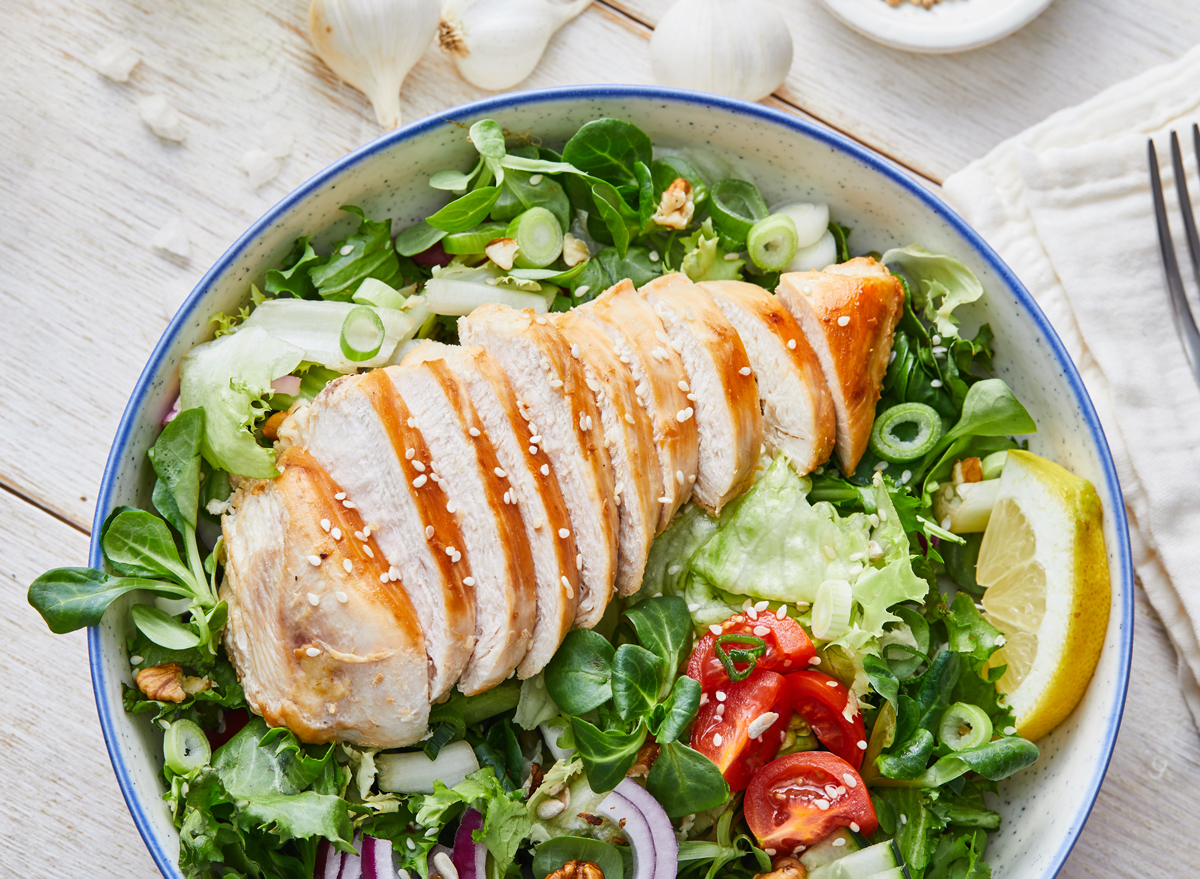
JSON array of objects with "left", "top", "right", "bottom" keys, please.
[
  {"left": 1149, "top": 138, "right": 1200, "bottom": 378},
  {"left": 1170, "top": 131, "right": 1200, "bottom": 292}
]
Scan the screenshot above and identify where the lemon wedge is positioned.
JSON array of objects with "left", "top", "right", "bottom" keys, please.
[{"left": 976, "top": 449, "right": 1110, "bottom": 741}]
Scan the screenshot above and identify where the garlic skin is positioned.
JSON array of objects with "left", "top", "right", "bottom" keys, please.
[
  {"left": 308, "top": 0, "right": 440, "bottom": 130},
  {"left": 650, "top": 0, "right": 794, "bottom": 103},
  {"left": 439, "top": 0, "right": 592, "bottom": 91}
]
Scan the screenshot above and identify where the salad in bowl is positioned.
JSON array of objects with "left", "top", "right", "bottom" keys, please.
[{"left": 27, "top": 91, "right": 1127, "bottom": 879}]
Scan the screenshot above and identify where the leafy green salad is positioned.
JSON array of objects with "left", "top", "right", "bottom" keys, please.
[{"left": 30, "top": 117, "right": 1045, "bottom": 879}]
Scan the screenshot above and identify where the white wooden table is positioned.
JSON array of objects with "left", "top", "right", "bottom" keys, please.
[{"left": 3, "top": 1, "right": 1199, "bottom": 875}]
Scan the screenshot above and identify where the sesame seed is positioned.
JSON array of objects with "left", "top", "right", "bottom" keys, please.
[
  {"left": 625, "top": 413, "right": 635, "bottom": 424},
  {"left": 469, "top": 427, "right": 480, "bottom": 437},
  {"left": 857, "top": 739, "right": 868, "bottom": 750},
  {"left": 355, "top": 530, "right": 366, "bottom": 541},
  {"left": 931, "top": 379, "right": 943, "bottom": 388},
  {"left": 570, "top": 344, "right": 580, "bottom": 359},
  {"left": 407, "top": 417, "right": 416, "bottom": 427},
  {"left": 130, "top": 655, "right": 144, "bottom": 667},
  {"left": 561, "top": 575, "right": 571, "bottom": 589},
  {"left": 491, "top": 467, "right": 505, "bottom": 479},
  {"left": 649, "top": 250, "right": 660, "bottom": 261},
  {"left": 412, "top": 460, "right": 426, "bottom": 472},
  {"left": 668, "top": 564, "right": 681, "bottom": 575},
  {"left": 331, "top": 528, "right": 342, "bottom": 540},
  {"left": 308, "top": 555, "right": 322, "bottom": 567},
  {"left": 844, "top": 773, "right": 858, "bottom": 788},
  {"left": 941, "top": 516, "right": 952, "bottom": 530},
  {"left": 405, "top": 448, "right": 415, "bottom": 459},
  {"left": 558, "top": 528, "right": 570, "bottom": 538},
  {"left": 676, "top": 469, "right": 685, "bottom": 485},
  {"left": 783, "top": 659, "right": 792, "bottom": 667},
  {"left": 548, "top": 379, "right": 563, "bottom": 389},
  {"left": 739, "top": 366, "right": 752, "bottom": 376},
  {"left": 688, "top": 475, "right": 696, "bottom": 484},
  {"left": 753, "top": 625, "right": 770, "bottom": 636},
  {"left": 306, "top": 647, "right": 321, "bottom": 657},
  {"left": 541, "top": 464, "right": 550, "bottom": 476},
  {"left": 823, "top": 544, "right": 836, "bottom": 559},
  {"left": 687, "top": 602, "right": 700, "bottom": 612},
  {"left": 389, "top": 566, "right": 399, "bottom": 579},
  {"left": 837, "top": 315, "right": 850, "bottom": 327},
  {"left": 530, "top": 435, "right": 542, "bottom": 444},
  {"left": 535, "top": 317, "right": 547, "bottom": 325},
  {"left": 716, "top": 690, "right": 727, "bottom": 702},
  {"left": 699, "top": 693, "right": 709, "bottom": 706},
  {"left": 464, "top": 577, "right": 475, "bottom": 587},
  {"left": 901, "top": 469, "right": 912, "bottom": 483},
  {"left": 363, "top": 545, "right": 374, "bottom": 559},
  {"left": 832, "top": 839, "right": 845, "bottom": 847},
  {"left": 659, "top": 496, "right": 672, "bottom": 504},
  {"left": 503, "top": 491, "right": 510, "bottom": 505},
  {"left": 575, "top": 285, "right": 590, "bottom": 297},
  {"left": 343, "top": 559, "right": 353, "bottom": 573},
  {"left": 788, "top": 338, "right": 798, "bottom": 349},
  {"left": 765, "top": 848, "right": 777, "bottom": 857},
  {"left": 776, "top": 605, "right": 788, "bottom": 619},
  {"left": 379, "top": 572, "right": 388, "bottom": 583},
  {"left": 452, "top": 551, "right": 461, "bottom": 562},
  {"left": 814, "top": 799, "right": 830, "bottom": 811},
  {"left": 406, "top": 839, "right": 417, "bottom": 851},
  {"left": 709, "top": 624, "right": 723, "bottom": 636},
  {"left": 577, "top": 553, "right": 583, "bottom": 569},
  {"left": 1004, "top": 726, "right": 1017, "bottom": 736},
  {"left": 932, "top": 346, "right": 948, "bottom": 356},
  {"left": 825, "top": 784, "right": 841, "bottom": 799},
  {"left": 320, "top": 518, "right": 331, "bottom": 532},
  {"left": 529, "top": 446, "right": 538, "bottom": 455},
  {"left": 793, "top": 846, "right": 807, "bottom": 855},
  {"left": 849, "top": 551, "right": 864, "bottom": 561},
  {"left": 430, "top": 473, "right": 440, "bottom": 483},
  {"left": 336, "top": 591, "right": 348, "bottom": 604},
  {"left": 747, "top": 607, "right": 759, "bottom": 620},
  {"left": 810, "top": 656, "right": 822, "bottom": 665},
  {"left": 849, "top": 822, "right": 860, "bottom": 833},
  {"left": 678, "top": 380, "right": 690, "bottom": 392},
  {"left": 713, "top": 733, "right": 723, "bottom": 746},
  {"left": 724, "top": 252, "right": 740, "bottom": 261},
  {"left": 564, "top": 581, "right": 574, "bottom": 599},
  {"left": 334, "top": 492, "right": 346, "bottom": 500},
  {"left": 827, "top": 680, "right": 839, "bottom": 688},
  {"left": 413, "top": 475, "right": 427, "bottom": 488},
  {"left": 425, "top": 525, "right": 434, "bottom": 539},
  {"left": 343, "top": 500, "right": 356, "bottom": 509},
  {"left": 677, "top": 409, "right": 689, "bottom": 422},
  {"left": 900, "top": 813, "right": 908, "bottom": 825},
  {"left": 530, "top": 174, "right": 543, "bottom": 185},
  {"left": 307, "top": 592, "right": 320, "bottom": 606},
  {"left": 446, "top": 546, "right": 456, "bottom": 556}
]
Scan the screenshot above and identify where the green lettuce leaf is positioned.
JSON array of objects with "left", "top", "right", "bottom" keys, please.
[
  {"left": 680, "top": 219, "right": 744, "bottom": 282},
  {"left": 882, "top": 244, "right": 984, "bottom": 340},
  {"left": 416, "top": 767, "right": 532, "bottom": 879}
]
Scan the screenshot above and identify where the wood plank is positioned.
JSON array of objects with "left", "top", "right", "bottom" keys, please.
[
  {"left": 0, "top": 0, "right": 654, "bottom": 530},
  {"left": 0, "top": 489, "right": 157, "bottom": 877},
  {"left": 606, "top": 0, "right": 1200, "bottom": 181}
]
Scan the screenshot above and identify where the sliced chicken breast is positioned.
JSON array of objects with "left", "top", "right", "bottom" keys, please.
[
  {"left": 459, "top": 304, "right": 618, "bottom": 629},
  {"left": 776, "top": 257, "right": 906, "bottom": 474},
  {"left": 699, "top": 279, "right": 836, "bottom": 474},
  {"left": 640, "top": 273, "right": 762, "bottom": 514},
  {"left": 221, "top": 447, "right": 429, "bottom": 748},
  {"left": 286, "top": 370, "right": 476, "bottom": 698},
  {"left": 577, "top": 279, "right": 699, "bottom": 530},
  {"left": 384, "top": 362, "right": 536, "bottom": 693},
  {"left": 551, "top": 309, "right": 660, "bottom": 596},
  {"left": 403, "top": 341, "right": 579, "bottom": 677}
]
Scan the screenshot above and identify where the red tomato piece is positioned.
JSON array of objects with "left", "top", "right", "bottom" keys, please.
[
  {"left": 690, "top": 670, "right": 793, "bottom": 792},
  {"left": 745, "top": 751, "right": 878, "bottom": 852},
  {"left": 785, "top": 671, "right": 867, "bottom": 770},
  {"left": 687, "top": 612, "right": 816, "bottom": 691}
]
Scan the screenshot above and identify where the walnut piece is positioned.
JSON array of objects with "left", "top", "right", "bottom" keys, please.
[
  {"left": 652, "top": 178, "right": 695, "bottom": 230},
  {"left": 626, "top": 741, "right": 661, "bottom": 778},
  {"left": 545, "top": 861, "right": 606, "bottom": 879},
  {"left": 753, "top": 856, "right": 807, "bottom": 879},
  {"left": 486, "top": 237, "right": 520, "bottom": 271},
  {"left": 135, "top": 662, "right": 211, "bottom": 703},
  {"left": 562, "top": 233, "right": 590, "bottom": 267}
]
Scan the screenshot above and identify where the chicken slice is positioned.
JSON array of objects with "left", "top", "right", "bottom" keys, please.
[
  {"left": 403, "top": 341, "right": 579, "bottom": 677},
  {"left": 384, "top": 363, "right": 536, "bottom": 693},
  {"left": 221, "top": 447, "right": 429, "bottom": 748},
  {"left": 640, "top": 273, "right": 762, "bottom": 514},
  {"left": 551, "top": 309, "right": 661, "bottom": 595},
  {"left": 699, "top": 279, "right": 836, "bottom": 474},
  {"left": 776, "top": 257, "right": 905, "bottom": 474},
  {"left": 577, "top": 279, "right": 699, "bottom": 531},
  {"left": 459, "top": 305, "right": 618, "bottom": 629},
  {"left": 288, "top": 370, "right": 476, "bottom": 698}
]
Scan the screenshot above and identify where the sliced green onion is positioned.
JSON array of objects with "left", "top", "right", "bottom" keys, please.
[
  {"left": 163, "top": 719, "right": 211, "bottom": 774},
  {"left": 869, "top": 402, "right": 944, "bottom": 463},
  {"left": 339, "top": 306, "right": 386, "bottom": 362},
  {"left": 938, "top": 702, "right": 993, "bottom": 751},
  {"left": 981, "top": 449, "right": 1009, "bottom": 480},
  {"left": 708, "top": 178, "right": 769, "bottom": 243},
  {"left": 442, "top": 221, "right": 509, "bottom": 255},
  {"left": 747, "top": 214, "right": 799, "bottom": 272},
  {"left": 811, "top": 578, "right": 852, "bottom": 640},
  {"left": 714, "top": 633, "right": 767, "bottom": 682},
  {"left": 506, "top": 206, "right": 564, "bottom": 269}
]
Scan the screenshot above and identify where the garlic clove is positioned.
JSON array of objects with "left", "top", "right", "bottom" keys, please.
[
  {"left": 308, "top": 0, "right": 440, "bottom": 130},
  {"left": 95, "top": 41, "right": 141, "bottom": 83},
  {"left": 649, "top": 0, "right": 794, "bottom": 103},
  {"left": 138, "top": 94, "right": 186, "bottom": 142},
  {"left": 439, "top": 0, "right": 592, "bottom": 92}
]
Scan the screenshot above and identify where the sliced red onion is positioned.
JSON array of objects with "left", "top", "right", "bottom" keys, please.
[
  {"left": 362, "top": 836, "right": 398, "bottom": 879},
  {"left": 316, "top": 837, "right": 345, "bottom": 879},
  {"left": 272, "top": 374, "right": 303, "bottom": 396},
  {"left": 162, "top": 395, "right": 181, "bottom": 426},
  {"left": 598, "top": 779, "right": 678, "bottom": 879},
  {"left": 341, "top": 836, "right": 366, "bottom": 879},
  {"left": 451, "top": 808, "right": 486, "bottom": 879}
]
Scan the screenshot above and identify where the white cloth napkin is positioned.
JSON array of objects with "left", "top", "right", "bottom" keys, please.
[{"left": 942, "top": 44, "right": 1200, "bottom": 730}]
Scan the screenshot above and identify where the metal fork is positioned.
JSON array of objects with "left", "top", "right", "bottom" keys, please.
[{"left": 1149, "top": 126, "right": 1200, "bottom": 381}]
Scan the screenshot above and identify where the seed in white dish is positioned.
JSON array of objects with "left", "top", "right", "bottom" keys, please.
[
  {"left": 412, "top": 460, "right": 426, "bottom": 472},
  {"left": 558, "top": 528, "right": 570, "bottom": 539},
  {"left": 306, "top": 647, "right": 321, "bottom": 657},
  {"left": 336, "top": 591, "right": 348, "bottom": 603},
  {"left": 343, "top": 559, "right": 353, "bottom": 573},
  {"left": 739, "top": 366, "right": 752, "bottom": 376},
  {"left": 413, "top": 475, "right": 427, "bottom": 488},
  {"left": 319, "top": 519, "right": 331, "bottom": 532},
  {"left": 712, "top": 733, "right": 723, "bottom": 746},
  {"left": 464, "top": 577, "right": 475, "bottom": 587},
  {"left": 331, "top": 528, "right": 342, "bottom": 540},
  {"left": 837, "top": 315, "right": 850, "bottom": 327},
  {"left": 788, "top": 338, "right": 798, "bottom": 349},
  {"left": 709, "top": 624, "right": 723, "bottom": 636},
  {"left": 308, "top": 555, "right": 322, "bottom": 567},
  {"left": 307, "top": 593, "right": 320, "bottom": 606}
]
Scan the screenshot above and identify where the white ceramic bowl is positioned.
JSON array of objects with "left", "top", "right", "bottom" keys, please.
[
  {"left": 819, "top": 0, "right": 1057, "bottom": 54},
  {"left": 88, "top": 86, "right": 1132, "bottom": 879}
]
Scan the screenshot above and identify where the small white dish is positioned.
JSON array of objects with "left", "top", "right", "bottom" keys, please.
[{"left": 819, "top": 0, "right": 1056, "bottom": 54}]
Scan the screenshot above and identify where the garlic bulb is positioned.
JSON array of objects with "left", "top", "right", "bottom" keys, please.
[
  {"left": 649, "top": 0, "right": 793, "bottom": 103},
  {"left": 308, "top": 0, "right": 440, "bottom": 130},
  {"left": 439, "top": 0, "right": 592, "bottom": 91}
]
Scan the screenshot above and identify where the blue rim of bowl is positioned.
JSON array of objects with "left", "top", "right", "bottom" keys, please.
[{"left": 88, "top": 84, "right": 1133, "bottom": 879}]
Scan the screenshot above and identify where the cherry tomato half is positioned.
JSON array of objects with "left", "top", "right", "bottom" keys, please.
[
  {"left": 785, "top": 670, "right": 867, "bottom": 770},
  {"left": 745, "top": 751, "right": 878, "bottom": 852},
  {"left": 690, "top": 669, "right": 792, "bottom": 792},
  {"left": 687, "top": 612, "right": 816, "bottom": 691}
]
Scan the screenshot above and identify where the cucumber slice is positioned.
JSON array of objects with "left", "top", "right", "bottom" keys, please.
[
  {"left": 163, "top": 719, "right": 211, "bottom": 774},
  {"left": 808, "top": 841, "right": 899, "bottom": 879},
  {"left": 800, "top": 828, "right": 861, "bottom": 872}
]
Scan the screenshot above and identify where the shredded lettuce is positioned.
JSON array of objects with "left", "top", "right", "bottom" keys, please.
[
  {"left": 882, "top": 244, "right": 984, "bottom": 340},
  {"left": 179, "top": 327, "right": 304, "bottom": 478},
  {"left": 680, "top": 219, "right": 744, "bottom": 282}
]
